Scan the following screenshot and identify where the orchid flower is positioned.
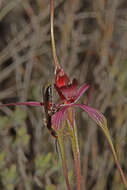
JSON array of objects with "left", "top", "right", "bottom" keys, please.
[
  {"left": 0, "top": 69, "right": 102, "bottom": 132},
  {"left": 0, "top": 67, "right": 103, "bottom": 131},
  {"left": 52, "top": 67, "right": 104, "bottom": 132}
]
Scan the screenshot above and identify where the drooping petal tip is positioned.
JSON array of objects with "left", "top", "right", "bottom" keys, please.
[{"left": 75, "top": 104, "right": 105, "bottom": 127}]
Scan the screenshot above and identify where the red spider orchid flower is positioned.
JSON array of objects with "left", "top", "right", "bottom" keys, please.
[{"left": 52, "top": 72, "right": 105, "bottom": 131}]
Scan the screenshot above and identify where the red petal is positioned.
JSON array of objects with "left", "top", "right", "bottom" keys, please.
[
  {"left": 55, "top": 68, "right": 70, "bottom": 88},
  {"left": 52, "top": 106, "right": 69, "bottom": 130},
  {"left": 74, "top": 104, "right": 104, "bottom": 127},
  {"left": 0, "top": 101, "right": 43, "bottom": 107},
  {"left": 54, "top": 84, "right": 66, "bottom": 101},
  {"left": 60, "top": 79, "right": 77, "bottom": 102},
  {"left": 74, "top": 83, "right": 90, "bottom": 102}
]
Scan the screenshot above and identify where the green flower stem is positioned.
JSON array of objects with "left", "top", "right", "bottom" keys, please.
[
  {"left": 57, "top": 131, "right": 72, "bottom": 190},
  {"left": 50, "top": 0, "right": 61, "bottom": 71},
  {"left": 67, "top": 110, "right": 82, "bottom": 190},
  {"left": 100, "top": 118, "right": 127, "bottom": 188}
]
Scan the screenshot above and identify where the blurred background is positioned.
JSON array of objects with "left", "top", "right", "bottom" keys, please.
[{"left": 0, "top": 0, "right": 127, "bottom": 189}]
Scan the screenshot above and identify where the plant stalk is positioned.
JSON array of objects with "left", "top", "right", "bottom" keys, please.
[
  {"left": 104, "top": 130, "right": 127, "bottom": 188},
  {"left": 50, "top": 0, "right": 61, "bottom": 71},
  {"left": 100, "top": 119, "right": 127, "bottom": 188},
  {"left": 57, "top": 131, "right": 72, "bottom": 190},
  {"left": 67, "top": 109, "right": 82, "bottom": 190}
]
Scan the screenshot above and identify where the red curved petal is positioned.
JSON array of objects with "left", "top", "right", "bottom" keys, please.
[
  {"left": 74, "top": 83, "right": 90, "bottom": 102},
  {"left": 74, "top": 104, "right": 104, "bottom": 127},
  {"left": 52, "top": 106, "right": 69, "bottom": 130}
]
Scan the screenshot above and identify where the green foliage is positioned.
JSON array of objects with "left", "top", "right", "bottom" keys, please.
[
  {"left": 29, "top": 85, "right": 41, "bottom": 100},
  {"left": 46, "top": 184, "right": 56, "bottom": 190},
  {"left": 1, "top": 164, "right": 19, "bottom": 190},
  {"left": 12, "top": 107, "right": 27, "bottom": 125},
  {"left": 0, "top": 116, "right": 9, "bottom": 130},
  {"left": 35, "top": 153, "right": 56, "bottom": 176},
  {"left": 0, "top": 152, "right": 6, "bottom": 169},
  {"left": 16, "top": 126, "right": 30, "bottom": 146}
]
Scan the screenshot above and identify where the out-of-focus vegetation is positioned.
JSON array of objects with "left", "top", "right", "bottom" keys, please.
[{"left": 0, "top": 0, "right": 127, "bottom": 189}]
